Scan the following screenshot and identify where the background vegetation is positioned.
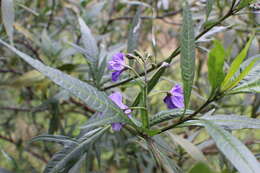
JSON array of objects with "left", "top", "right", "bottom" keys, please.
[{"left": 0, "top": 0, "right": 259, "bottom": 173}]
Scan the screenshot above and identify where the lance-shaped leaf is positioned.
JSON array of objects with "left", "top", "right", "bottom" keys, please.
[
  {"left": 127, "top": 6, "right": 142, "bottom": 54},
  {"left": 236, "top": 0, "right": 256, "bottom": 10},
  {"left": 44, "top": 127, "right": 109, "bottom": 173},
  {"left": 206, "top": 0, "right": 214, "bottom": 19},
  {"left": 200, "top": 120, "right": 260, "bottom": 173},
  {"left": 180, "top": 2, "right": 196, "bottom": 108},
  {"left": 207, "top": 40, "right": 225, "bottom": 93},
  {"left": 1, "top": 0, "right": 15, "bottom": 44},
  {"left": 150, "top": 109, "right": 194, "bottom": 126},
  {"left": 229, "top": 56, "right": 260, "bottom": 93},
  {"left": 221, "top": 35, "right": 254, "bottom": 91},
  {"left": 78, "top": 17, "right": 99, "bottom": 63},
  {"left": 0, "top": 39, "right": 128, "bottom": 125}
]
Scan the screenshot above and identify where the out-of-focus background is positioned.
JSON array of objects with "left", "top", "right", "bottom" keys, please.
[{"left": 0, "top": 0, "right": 259, "bottom": 172}]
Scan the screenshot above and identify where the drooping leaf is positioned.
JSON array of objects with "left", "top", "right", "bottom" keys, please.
[
  {"left": 200, "top": 120, "right": 260, "bottom": 173},
  {"left": 147, "top": 140, "right": 183, "bottom": 173},
  {"left": 197, "top": 26, "right": 228, "bottom": 43},
  {"left": 152, "top": 135, "right": 177, "bottom": 155},
  {"left": 167, "top": 133, "right": 208, "bottom": 163},
  {"left": 78, "top": 17, "right": 99, "bottom": 63},
  {"left": 0, "top": 39, "right": 129, "bottom": 125},
  {"left": 44, "top": 127, "right": 108, "bottom": 173},
  {"left": 221, "top": 35, "right": 254, "bottom": 91},
  {"left": 206, "top": 0, "right": 214, "bottom": 19},
  {"left": 207, "top": 40, "right": 225, "bottom": 93},
  {"left": 180, "top": 2, "right": 196, "bottom": 108},
  {"left": 1, "top": 0, "right": 15, "bottom": 44},
  {"left": 127, "top": 6, "right": 142, "bottom": 53},
  {"left": 188, "top": 162, "right": 216, "bottom": 173},
  {"left": 189, "top": 114, "right": 260, "bottom": 130},
  {"left": 150, "top": 109, "right": 194, "bottom": 126}
]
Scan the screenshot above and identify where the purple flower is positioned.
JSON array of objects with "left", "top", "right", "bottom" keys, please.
[
  {"left": 163, "top": 84, "right": 184, "bottom": 109},
  {"left": 108, "top": 53, "right": 126, "bottom": 82},
  {"left": 108, "top": 92, "right": 131, "bottom": 131}
]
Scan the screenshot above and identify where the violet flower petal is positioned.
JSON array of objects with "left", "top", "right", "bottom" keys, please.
[
  {"left": 111, "top": 70, "right": 123, "bottom": 82},
  {"left": 170, "top": 95, "right": 184, "bottom": 108},
  {"left": 108, "top": 92, "right": 132, "bottom": 131},
  {"left": 108, "top": 53, "right": 125, "bottom": 71},
  {"left": 164, "top": 84, "right": 184, "bottom": 109}
]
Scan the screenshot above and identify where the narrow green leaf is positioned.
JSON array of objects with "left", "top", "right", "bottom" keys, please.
[
  {"left": 180, "top": 2, "right": 196, "bottom": 108},
  {"left": 188, "top": 162, "right": 216, "bottom": 173},
  {"left": 201, "top": 120, "right": 260, "bottom": 173},
  {"left": 207, "top": 40, "right": 225, "bottom": 93},
  {"left": 30, "top": 134, "right": 78, "bottom": 146},
  {"left": 150, "top": 109, "right": 194, "bottom": 126},
  {"left": 206, "top": 0, "right": 214, "bottom": 19},
  {"left": 229, "top": 57, "right": 260, "bottom": 93},
  {"left": 0, "top": 39, "right": 128, "bottom": 125},
  {"left": 78, "top": 17, "right": 99, "bottom": 63},
  {"left": 236, "top": 0, "right": 256, "bottom": 10},
  {"left": 1, "top": 0, "right": 14, "bottom": 45},
  {"left": 221, "top": 35, "right": 254, "bottom": 90},
  {"left": 44, "top": 127, "right": 109, "bottom": 173},
  {"left": 224, "top": 57, "right": 259, "bottom": 90},
  {"left": 127, "top": 6, "right": 142, "bottom": 53},
  {"left": 167, "top": 133, "right": 208, "bottom": 163}
]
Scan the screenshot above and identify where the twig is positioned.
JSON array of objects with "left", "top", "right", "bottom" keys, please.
[
  {"left": 0, "top": 69, "right": 22, "bottom": 74},
  {"left": 108, "top": 9, "right": 182, "bottom": 24},
  {"left": 69, "top": 98, "right": 95, "bottom": 113},
  {"left": 0, "top": 106, "right": 32, "bottom": 112},
  {"left": 15, "top": 39, "right": 42, "bottom": 62}
]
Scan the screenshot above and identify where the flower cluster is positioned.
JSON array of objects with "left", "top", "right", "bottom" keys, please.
[{"left": 107, "top": 53, "right": 184, "bottom": 131}]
